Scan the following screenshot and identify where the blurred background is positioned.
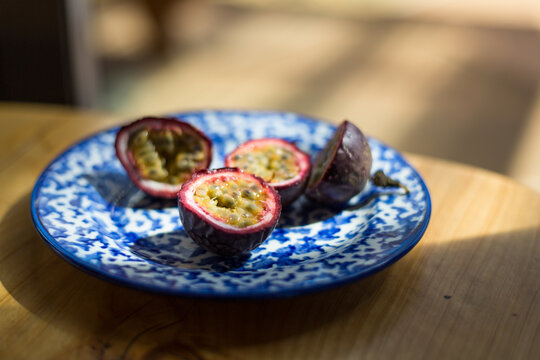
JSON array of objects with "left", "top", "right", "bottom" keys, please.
[{"left": 1, "top": 0, "right": 540, "bottom": 191}]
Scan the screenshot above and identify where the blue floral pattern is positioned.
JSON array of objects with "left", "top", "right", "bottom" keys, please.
[{"left": 31, "top": 110, "right": 431, "bottom": 298}]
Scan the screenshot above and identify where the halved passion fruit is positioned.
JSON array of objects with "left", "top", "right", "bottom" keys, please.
[
  {"left": 115, "top": 117, "right": 212, "bottom": 198},
  {"left": 306, "top": 120, "right": 372, "bottom": 204},
  {"left": 224, "top": 138, "right": 311, "bottom": 206},
  {"left": 178, "top": 168, "right": 281, "bottom": 256}
]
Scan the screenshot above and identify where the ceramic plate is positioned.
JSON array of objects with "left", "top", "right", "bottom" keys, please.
[{"left": 31, "top": 110, "right": 431, "bottom": 298}]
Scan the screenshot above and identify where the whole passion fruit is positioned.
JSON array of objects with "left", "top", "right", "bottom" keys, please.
[
  {"left": 115, "top": 117, "right": 212, "bottom": 199},
  {"left": 224, "top": 138, "right": 311, "bottom": 206},
  {"left": 178, "top": 168, "right": 281, "bottom": 256},
  {"left": 306, "top": 120, "right": 372, "bottom": 205}
]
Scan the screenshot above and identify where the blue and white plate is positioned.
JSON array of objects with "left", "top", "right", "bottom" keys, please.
[{"left": 31, "top": 110, "right": 431, "bottom": 298}]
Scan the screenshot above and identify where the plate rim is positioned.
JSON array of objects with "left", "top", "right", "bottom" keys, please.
[{"left": 30, "top": 110, "right": 432, "bottom": 299}]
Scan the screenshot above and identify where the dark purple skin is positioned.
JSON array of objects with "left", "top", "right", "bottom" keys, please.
[
  {"left": 306, "top": 121, "right": 372, "bottom": 204},
  {"left": 178, "top": 203, "right": 278, "bottom": 256},
  {"left": 178, "top": 168, "right": 281, "bottom": 256},
  {"left": 274, "top": 179, "right": 307, "bottom": 207}
]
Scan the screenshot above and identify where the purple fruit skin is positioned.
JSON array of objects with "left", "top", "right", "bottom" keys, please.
[
  {"left": 307, "top": 121, "right": 372, "bottom": 204},
  {"left": 177, "top": 168, "right": 281, "bottom": 257},
  {"left": 178, "top": 200, "right": 278, "bottom": 256},
  {"left": 275, "top": 176, "right": 309, "bottom": 207}
]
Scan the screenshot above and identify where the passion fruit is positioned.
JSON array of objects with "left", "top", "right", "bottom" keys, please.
[
  {"left": 115, "top": 117, "right": 212, "bottom": 199},
  {"left": 178, "top": 168, "right": 281, "bottom": 256},
  {"left": 306, "top": 120, "right": 372, "bottom": 204},
  {"left": 224, "top": 138, "right": 311, "bottom": 206}
]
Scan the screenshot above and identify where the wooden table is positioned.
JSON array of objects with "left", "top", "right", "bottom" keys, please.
[{"left": 0, "top": 103, "right": 538, "bottom": 360}]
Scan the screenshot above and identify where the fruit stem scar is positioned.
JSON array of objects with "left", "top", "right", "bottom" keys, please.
[{"left": 371, "top": 170, "right": 410, "bottom": 195}]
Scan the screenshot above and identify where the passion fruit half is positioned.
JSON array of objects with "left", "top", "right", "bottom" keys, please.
[
  {"left": 115, "top": 117, "right": 212, "bottom": 199},
  {"left": 224, "top": 138, "right": 311, "bottom": 206},
  {"left": 178, "top": 168, "right": 281, "bottom": 256},
  {"left": 306, "top": 120, "right": 372, "bottom": 205}
]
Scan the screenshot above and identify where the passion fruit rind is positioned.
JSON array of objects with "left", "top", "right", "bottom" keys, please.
[
  {"left": 115, "top": 116, "right": 212, "bottom": 199},
  {"left": 178, "top": 168, "right": 281, "bottom": 256},
  {"left": 306, "top": 121, "right": 372, "bottom": 204},
  {"left": 224, "top": 138, "right": 311, "bottom": 206}
]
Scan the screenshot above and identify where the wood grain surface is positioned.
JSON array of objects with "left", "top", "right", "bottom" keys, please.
[{"left": 0, "top": 103, "right": 538, "bottom": 360}]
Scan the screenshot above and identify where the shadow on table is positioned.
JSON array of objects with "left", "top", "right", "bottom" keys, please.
[{"left": 4, "top": 189, "right": 538, "bottom": 358}]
